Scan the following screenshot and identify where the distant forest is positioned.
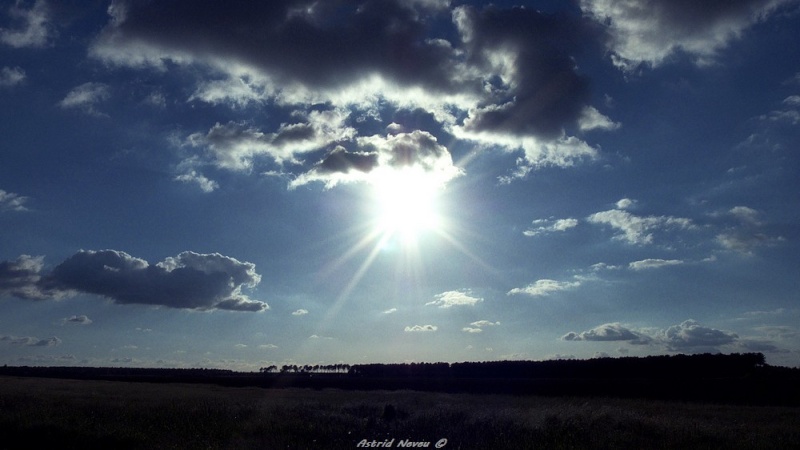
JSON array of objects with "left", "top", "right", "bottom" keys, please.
[{"left": 2, "top": 353, "right": 799, "bottom": 405}]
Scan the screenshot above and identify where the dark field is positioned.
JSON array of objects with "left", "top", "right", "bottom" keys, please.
[{"left": 1, "top": 376, "right": 799, "bottom": 449}]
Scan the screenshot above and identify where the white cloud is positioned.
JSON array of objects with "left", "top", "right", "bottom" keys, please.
[
  {"left": 562, "top": 322, "right": 651, "bottom": 343},
  {"left": 783, "top": 95, "right": 800, "bottom": 106},
  {"left": 0, "top": 189, "right": 30, "bottom": 211},
  {"left": 258, "top": 344, "right": 278, "bottom": 349},
  {"left": 523, "top": 217, "right": 578, "bottom": 237},
  {"left": 462, "top": 327, "right": 482, "bottom": 333},
  {"left": 291, "top": 309, "right": 308, "bottom": 316},
  {"left": 0, "top": 66, "right": 25, "bottom": 87},
  {"left": 615, "top": 198, "right": 635, "bottom": 210},
  {"left": 628, "top": 258, "right": 683, "bottom": 271},
  {"left": 578, "top": 106, "right": 621, "bottom": 132},
  {"left": 174, "top": 170, "right": 219, "bottom": 193},
  {"left": 470, "top": 320, "right": 500, "bottom": 328},
  {"left": 382, "top": 308, "right": 397, "bottom": 314},
  {"left": 507, "top": 279, "right": 581, "bottom": 297},
  {"left": 587, "top": 206, "right": 693, "bottom": 245},
  {"left": 426, "top": 290, "right": 483, "bottom": 308},
  {"left": 58, "top": 82, "right": 111, "bottom": 116},
  {"left": 728, "top": 206, "right": 761, "bottom": 225},
  {"left": 404, "top": 325, "right": 438, "bottom": 332},
  {"left": 0, "top": 0, "right": 51, "bottom": 48}
]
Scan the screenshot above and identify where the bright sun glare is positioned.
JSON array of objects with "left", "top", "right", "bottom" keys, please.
[{"left": 371, "top": 167, "right": 444, "bottom": 243}]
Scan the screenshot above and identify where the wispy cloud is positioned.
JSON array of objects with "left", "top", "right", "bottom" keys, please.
[
  {"left": 426, "top": 290, "right": 483, "bottom": 308},
  {"left": 507, "top": 279, "right": 581, "bottom": 297}
]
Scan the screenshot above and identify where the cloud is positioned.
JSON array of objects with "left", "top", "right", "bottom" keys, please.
[
  {"left": 0, "top": 255, "right": 61, "bottom": 300},
  {"left": 62, "top": 314, "right": 92, "bottom": 325},
  {"left": 470, "top": 320, "right": 500, "bottom": 328},
  {"left": 0, "top": 189, "right": 29, "bottom": 211},
  {"left": 0, "top": 0, "right": 51, "bottom": 48},
  {"left": 661, "top": 319, "right": 738, "bottom": 351},
  {"left": 34, "top": 249, "right": 268, "bottom": 311},
  {"left": 507, "top": 279, "right": 580, "bottom": 297},
  {"left": 587, "top": 203, "right": 694, "bottom": 245},
  {"left": 404, "top": 325, "right": 438, "bottom": 332},
  {"left": 628, "top": 258, "right": 684, "bottom": 271},
  {"left": 89, "top": 1, "right": 611, "bottom": 185},
  {"left": 581, "top": 0, "right": 795, "bottom": 70},
  {"left": 58, "top": 82, "right": 111, "bottom": 116},
  {"left": 462, "top": 327, "right": 482, "bottom": 333},
  {"left": 715, "top": 206, "right": 784, "bottom": 254},
  {"left": 174, "top": 170, "right": 218, "bottom": 193},
  {"left": 615, "top": 198, "right": 636, "bottom": 210},
  {"left": 0, "top": 66, "right": 25, "bottom": 87},
  {"left": 523, "top": 217, "right": 578, "bottom": 236},
  {"left": 1, "top": 334, "right": 61, "bottom": 347},
  {"left": 562, "top": 323, "right": 652, "bottom": 344},
  {"left": 291, "top": 130, "right": 462, "bottom": 189},
  {"left": 291, "top": 309, "right": 308, "bottom": 316},
  {"left": 563, "top": 320, "right": 739, "bottom": 352},
  {"left": 382, "top": 308, "right": 398, "bottom": 314},
  {"left": 426, "top": 290, "right": 483, "bottom": 308}
]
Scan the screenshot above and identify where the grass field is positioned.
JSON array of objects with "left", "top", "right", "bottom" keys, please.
[{"left": 1, "top": 375, "right": 798, "bottom": 449}]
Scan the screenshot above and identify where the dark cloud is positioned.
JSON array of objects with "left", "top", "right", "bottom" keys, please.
[
  {"left": 0, "top": 255, "right": 61, "bottom": 300},
  {"left": 63, "top": 314, "right": 92, "bottom": 325},
  {"left": 4, "top": 250, "right": 271, "bottom": 312},
  {"left": 93, "top": 0, "right": 464, "bottom": 93},
  {"left": 316, "top": 146, "right": 379, "bottom": 174},
  {"left": 581, "top": 0, "right": 796, "bottom": 69},
  {"left": 1, "top": 334, "right": 62, "bottom": 347},
  {"left": 455, "top": 5, "right": 600, "bottom": 138}
]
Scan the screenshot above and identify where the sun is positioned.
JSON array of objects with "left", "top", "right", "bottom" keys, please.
[{"left": 370, "top": 167, "right": 444, "bottom": 244}]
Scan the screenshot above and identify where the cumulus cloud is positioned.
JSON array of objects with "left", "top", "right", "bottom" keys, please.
[
  {"left": 0, "top": 0, "right": 51, "bottom": 48},
  {"left": 563, "top": 319, "right": 739, "bottom": 353},
  {"left": 581, "top": 0, "right": 795, "bottom": 70},
  {"left": 661, "top": 319, "right": 738, "bottom": 351},
  {"left": 58, "top": 82, "right": 111, "bottom": 116},
  {"left": 0, "top": 66, "right": 25, "bottom": 87},
  {"left": 2, "top": 249, "right": 270, "bottom": 311},
  {"left": 587, "top": 203, "right": 694, "bottom": 245},
  {"left": 62, "top": 314, "right": 92, "bottom": 325},
  {"left": 562, "top": 323, "right": 652, "bottom": 344},
  {"left": 507, "top": 279, "right": 581, "bottom": 297},
  {"left": 404, "top": 324, "right": 438, "bottom": 332},
  {"left": 291, "top": 309, "right": 308, "bottom": 316},
  {"left": 463, "top": 320, "right": 499, "bottom": 333},
  {"left": 628, "top": 258, "right": 684, "bottom": 271},
  {"left": 523, "top": 217, "right": 578, "bottom": 236},
  {"left": 1, "top": 334, "right": 61, "bottom": 347},
  {"left": 426, "top": 290, "right": 483, "bottom": 308},
  {"left": 0, "top": 189, "right": 30, "bottom": 211}
]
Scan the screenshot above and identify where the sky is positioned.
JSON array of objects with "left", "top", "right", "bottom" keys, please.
[{"left": 1, "top": 0, "right": 799, "bottom": 370}]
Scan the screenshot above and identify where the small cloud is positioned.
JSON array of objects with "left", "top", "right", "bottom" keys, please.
[
  {"left": 234, "top": 344, "right": 247, "bottom": 348},
  {"left": 0, "top": 189, "right": 30, "bottom": 212},
  {"left": 591, "top": 262, "right": 622, "bottom": 271},
  {"left": 462, "top": 327, "right": 482, "bottom": 333},
  {"left": 62, "top": 315, "right": 92, "bottom": 325},
  {"left": 426, "top": 290, "right": 482, "bottom": 308},
  {"left": 470, "top": 320, "right": 500, "bottom": 328},
  {"left": 404, "top": 325, "right": 438, "bottom": 332},
  {"left": 308, "top": 334, "right": 333, "bottom": 339},
  {"left": 628, "top": 258, "right": 683, "bottom": 271},
  {"left": 382, "top": 308, "right": 397, "bottom": 314},
  {"left": 0, "top": 66, "right": 25, "bottom": 87},
  {"left": 1, "top": 334, "right": 61, "bottom": 347},
  {"left": 291, "top": 309, "right": 309, "bottom": 316},
  {"left": 175, "top": 170, "right": 219, "bottom": 193},
  {"left": 562, "top": 323, "right": 651, "bottom": 344},
  {"left": 587, "top": 206, "right": 693, "bottom": 245},
  {"left": 782, "top": 95, "right": 800, "bottom": 106},
  {"left": 615, "top": 198, "right": 635, "bottom": 210},
  {"left": 523, "top": 217, "right": 578, "bottom": 237},
  {"left": 507, "top": 279, "right": 580, "bottom": 297},
  {"left": 58, "top": 82, "right": 111, "bottom": 116},
  {"left": 578, "top": 106, "right": 620, "bottom": 132},
  {"left": 258, "top": 344, "right": 278, "bottom": 349},
  {"left": 0, "top": 0, "right": 51, "bottom": 48}
]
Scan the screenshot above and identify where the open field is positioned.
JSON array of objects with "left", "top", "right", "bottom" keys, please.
[{"left": 1, "top": 376, "right": 799, "bottom": 449}]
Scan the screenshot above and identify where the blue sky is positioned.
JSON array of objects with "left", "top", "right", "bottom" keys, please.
[{"left": 1, "top": 0, "right": 799, "bottom": 370}]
